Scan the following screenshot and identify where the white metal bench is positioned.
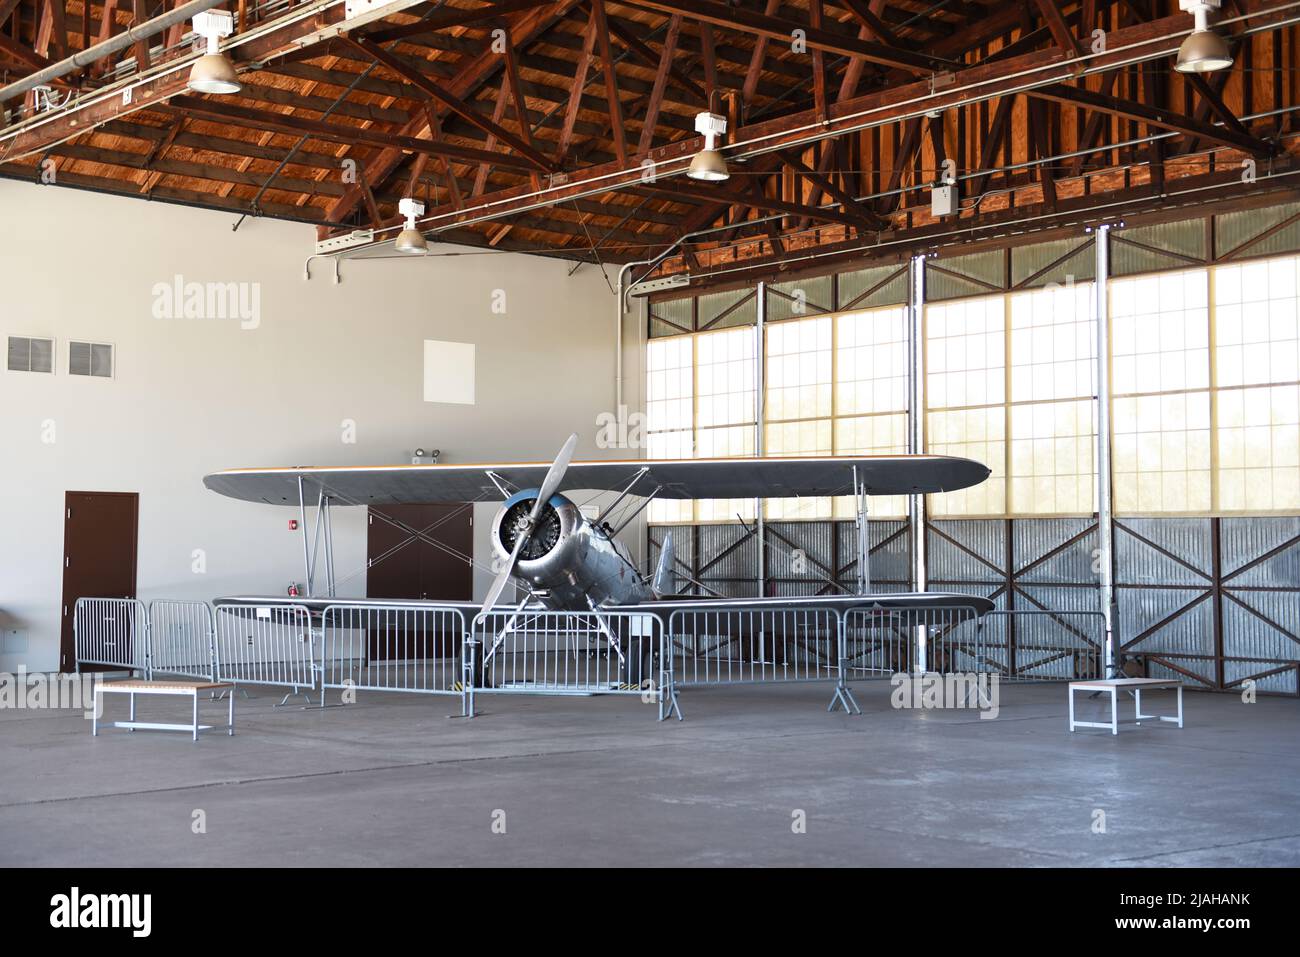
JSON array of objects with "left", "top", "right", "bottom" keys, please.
[
  {"left": 92, "top": 680, "right": 234, "bottom": 742},
  {"left": 1068, "top": 677, "right": 1183, "bottom": 735}
]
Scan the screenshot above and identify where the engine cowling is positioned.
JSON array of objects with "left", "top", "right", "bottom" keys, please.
[{"left": 490, "top": 489, "right": 649, "bottom": 609}]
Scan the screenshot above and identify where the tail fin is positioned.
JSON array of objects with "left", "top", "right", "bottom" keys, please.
[{"left": 652, "top": 532, "right": 677, "bottom": 598}]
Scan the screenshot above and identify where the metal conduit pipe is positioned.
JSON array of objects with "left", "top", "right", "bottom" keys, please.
[{"left": 0, "top": 0, "right": 227, "bottom": 104}]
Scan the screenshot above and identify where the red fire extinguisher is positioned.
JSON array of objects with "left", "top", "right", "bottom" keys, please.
[{"left": 287, "top": 582, "right": 300, "bottom": 597}]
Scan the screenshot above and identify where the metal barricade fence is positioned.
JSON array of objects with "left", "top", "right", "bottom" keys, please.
[
  {"left": 666, "top": 606, "right": 842, "bottom": 686},
  {"left": 975, "top": 610, "right": 1106, "bottom": 681},
  {"left": 213, "top": 601, "right": 316, "bottom": 693},
  {"left": 471, "top": 610, "right": 676, "bottom": 720},
  {"left": 320, "top": 603, "right": 468, "bottom": 699},
  {"left": 147, "top": 600, "right": 217, "bottom": 682},
  {"left": 74, "top": 598, "right": 149, "bottom": 675},
  {"left": 915, "top": 605, "right": 996, "bottom": 676}
]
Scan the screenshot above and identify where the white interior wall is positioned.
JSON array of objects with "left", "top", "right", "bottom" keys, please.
[{"left": 0, "top": 180, "right": 647, "bottom": 672}]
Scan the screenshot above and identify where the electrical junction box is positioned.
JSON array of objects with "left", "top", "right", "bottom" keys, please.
[{"left": 931, "top": 183, "right": 957, "bottom": 217}]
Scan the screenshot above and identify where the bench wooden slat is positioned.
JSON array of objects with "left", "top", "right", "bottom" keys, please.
[{"left": 101, "top": 680, "right": 231, "bottom": 692}]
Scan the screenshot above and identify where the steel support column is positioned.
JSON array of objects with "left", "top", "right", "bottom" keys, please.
[
  {"left": 297, "top": 476, "right": 313, "bottom": 597},
  {"left": 908, "top": 255, "right": 928, "bottom": 671},
  {"left": 1093, "top": 224, "right": 1116, "bottom": 676},
  {"left": 755, "top": 281, "right": 767, "bottom": 598}
]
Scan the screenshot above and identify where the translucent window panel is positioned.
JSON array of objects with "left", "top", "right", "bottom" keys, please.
[
  {"left": 1214, "top": 257, "right": 1300, "bottom": 389},
  {"left": 1217, "top": 386, "right": 1300, "bottom": 511},
  {"left": 1112, "top": 391, "right": 1212, "bottom": 513},
  {"left": 645, "top": 336, "right": 694, "bottom": 436},
  {"left": 1009, "top": 400, "right": 1097, "bottom": 514},
  {"left": 765, "top": 496, "right": 832, "bottom": 521},
  {"left": 833, "top": 413, "right": 908, "bottom": 518},
  {"left": 696, "top": 498, "right": 756, "bottom": 522},
  {"left": 764, "top": 419, "right": 832, "bottom": 457},
  {"left": 925, "top": 295, "right": 1006, "bottom": 410},
  {"left": 647, "top": 429, "right": 693, "bottom": 460},
  {"left": 648, "top": 498, "right": 694, "bottom": 524},
  {"left": 926, "top": 407, "right": 1007, "bottom": 516},
  {"left": 695, "top": 326, "right": 756, "bottom": 428},
  {"left": 697, "top": 424, "right": 756, "bottom": 458},
  {"left": 1110, "top": 269, "right": 1210, "bottom": 396},
  {"left": 836, "top": 306, "right": 909, "bottom": 415},
  {"left": 1008, "top": 281, "right": 1096, "bottom": 402},
  {"left": 765, "top": 315, "right": 832, "bottom": 422}
]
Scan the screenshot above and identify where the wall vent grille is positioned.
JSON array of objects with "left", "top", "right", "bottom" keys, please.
[{"left": 6, "top": 336, "right": 54, "bottom": 373}]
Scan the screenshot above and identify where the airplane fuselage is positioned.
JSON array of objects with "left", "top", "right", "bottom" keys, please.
[{"left": 490, "top": 490, "right": 652, "bottom": 610}]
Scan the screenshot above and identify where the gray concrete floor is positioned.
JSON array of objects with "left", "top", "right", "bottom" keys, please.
[{"left": 1, "top": 680, "right": 1297, "bottom": 867}]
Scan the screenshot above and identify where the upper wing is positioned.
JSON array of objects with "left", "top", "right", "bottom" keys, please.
[{"left": 203, "top": 454, "right": 989, "bottom": 506}]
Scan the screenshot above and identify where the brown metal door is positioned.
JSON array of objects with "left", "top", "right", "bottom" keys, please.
[
  {"left": 366, "top": 504, "right": 425, "bottom": 600},
  {"left": 366, "top": 504, "right": 473, "bottom": 660},
  {"left": 366, "top": 504, "right": 473, "bottom": 601},
  {"left": 59, "top": 491, "right": 139, "bottom": 672},
  {"left": 417, "top": 504, "right": 473, "bottom": 601}
]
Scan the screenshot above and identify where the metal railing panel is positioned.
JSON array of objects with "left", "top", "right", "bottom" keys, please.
[
  {"left": 667, "top": 607, "right": 841, "bottom": 687},
  {"left": 471, "top": 610, "right": 669, "bottom": 704},
  {"left": 843, "top": 606, "right": 981, "bottom": 679},
  {"left": 213, "top": 601, "right": 315, "bottom": 690},
  {"left": 979, "top": 610, "right": 1106, "bottom": 681},
  {"left": 74, "top": 597, "right": 149, "bottom": 675},
  {"left": 320, "top": 603, "right": 467, "bottom": 696},
  {"left": 147, "top": 600, "right": 217, "bottom": 682}
]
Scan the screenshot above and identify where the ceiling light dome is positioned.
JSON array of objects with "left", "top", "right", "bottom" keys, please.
[
  {"left": 188, "top": 53, "right": 241, "bottom": 95},
  {"left": 688, "top": 111, "right": 730, "bottom": 182},
  {"left": 1175, "top": 0, "right": 1234, "bottom": 74},
  {"left": 688, "top": 148, "right": 729, "bottom": 182},
  {"left": 395, "top": 198, "right": 428, "bottom": 254},
  {"left": 1176, "top": 28, "right": 1233, "bottom": 73},
  {"left": 187, "top": 11, "right": 241, "bottom": 95}
]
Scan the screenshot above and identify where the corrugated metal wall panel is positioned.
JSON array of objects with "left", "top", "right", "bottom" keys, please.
[
  {"left": 1222, "top": 593, "right": 1300, "bottom": 662},
  {"left": 697, "top": 287, "right": 757, "bottom": 331},
  {"left": 650, "top": 513, "right": 1295, "bottom": 692},
  {"left": 1015, "top": 519, "right": 1096, "bottom": 583},
  {"left": 1220, "top": 517, "right": 1300, "bottom": 584},
  {"left": 1121, "top": 590, "right": 1215, "bottom": 657},
  {"left": 927, "top": 520, "right": 1006, "bottom": 584},
  {"left": 837, "top": 263, "right": 908, "bottom": 310},
  {"left": 1115, "top": 518, "right": 1212, "bottom": 585},
  {"left": 1215, "top": 201, "right": 1300, "bottom": 260},
  {"left": 767, "top": 275, "right": 834, "bottom": 322},
  {"left": 1222, "top": 659, "right": 1298, "bottom": 694},
  {"left": 926, "top": 249, "right": 1005, "bottom": 301},
  {"left": 1110, "top": 220, "right": 1207, "bottom": 275},
  {"left": 649, "top": 295, "right": 694, "bottom": 338},
  {"left": 1011, "top": 237, "right": 1095, "bottom": 288},
  {"left": 697, "top": 523, "right": 760, "bottom": 597}
]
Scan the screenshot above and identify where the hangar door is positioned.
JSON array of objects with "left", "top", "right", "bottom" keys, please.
[
  {"left": 59, "top": 491, "right": 139, "bottom": 671},
  {"left": 366, "top": 504, "right": 472, "bottom": 601}
]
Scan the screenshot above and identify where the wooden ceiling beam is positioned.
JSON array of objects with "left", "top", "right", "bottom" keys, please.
[
  {"left": 1029, "top": 82, "right": 1273, "bottom": 157},
  {"left": 321, "top": 0, "right": 582, "bottom": 232},
  {"left": 591, "top": 0, "right": 629, "bottom": 166},
  {"left": 627, "top": 0, "right": 957, "bottom": 74},
  {"left": 339, "top": 36, "right": 561, "bottom": 172},
  {"left": 1031, "top": 0, "right": 1084, "bottom": 62},
  {"left": 781, "top": 149, "right": 887, "bottom": 230},
  {"left": 636, "top": 12, "right": 679, "bottom": 155},
  {"left": 361, "top": 0, "right": 556, "bottom": 44},
  {"left": 164, "top": 94, "right": 542, "bottom": 171},
  {"left": 741, "top": 0, "right": 781, "bottom": 108},
  {"left": 601, "top": 6, "right": 703, "bottom": 105},
  {"left": 0, "top": 1, "right": 361, "bottom": 160},
  {"left": 0, "top": 30, "right": 53, "bottom": 72},
  {"left": 399, "top": 0, "right": 1279, "bottom": 237}
]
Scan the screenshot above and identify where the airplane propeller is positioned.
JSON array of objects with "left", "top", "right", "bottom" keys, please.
[{"left": 480, "top": 432, "right": 577, "bottom": 616}]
